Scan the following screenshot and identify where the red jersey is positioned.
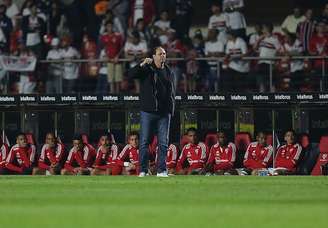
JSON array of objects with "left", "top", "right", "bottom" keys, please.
[
  {"left": 38, "top": 143, "right": 65, "bottom": 170},
  {"left": 5, "top": 144, "right": 36, "bottom": 173},
  {"left": 115, "top": 144, "right": 139, "bottom": 166},
  {"left": 64, "top": 145, "right": 96, "bottom": 172},
  {"left": 93, "top": 144, "right": 119, "bottom": 170},
  {"left": 100, "top": 32, "right": 124, "bottom": 59},
  {"left": 275, "top": 143, "right": 302, "bottom": 171},
  {"left": 244, "top": 142, "right": 273, "bottom": 169},
  {"left": 0, "top": 143, "right": 9, "bottom": 168},
  {"left": 309, "top": 34, "right": 328, "bottom": 69},
  {"left": 155, "top": 144, "right": 179, "bottom": 169},
  {"left": 207, "top": 142, "right": 236, "bottom": 171},
  {"left": 176, "top": 142, "right": 208, "bottom": 172}
]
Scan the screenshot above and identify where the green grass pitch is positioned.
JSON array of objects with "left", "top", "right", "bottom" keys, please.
[{"left": 0, "top": 176, "right": 327, "bottom": 228}]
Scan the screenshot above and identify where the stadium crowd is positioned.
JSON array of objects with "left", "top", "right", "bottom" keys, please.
[
  {"left": 0, "top": 128, "right": 326, "bottom": 176},
  {"left": 0, "top": 0, "right": 327, "bottom": 94}
]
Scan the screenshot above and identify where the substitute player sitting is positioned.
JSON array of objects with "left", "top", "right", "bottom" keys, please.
[
  {"left": 33, "top": 133, "right": 65, "bottom": 175},
  {"left": 243, "top": 131, "right": 273, "bottom": 175},
  {"left": 1, "top": 133, "right": 36, "bottom": 175},
  {"left": 91, "top": 133, "right": 119, "bottom": 175},
  {"left": 61, "top": 134, "right": 96, "bottom": 175},
  {"left": 176, "top": 128, "right": 208, "bottom": 175},
  {"left": 112, "top": 132, "right": 140, "bottom": 175},
  {"left": 274, "top": 130, "right": 302, "bottom": 175},
  {"left": 205, "top": 131, "right": 237, "bottom": 175}
]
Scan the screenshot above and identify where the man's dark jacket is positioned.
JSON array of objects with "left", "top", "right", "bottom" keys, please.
[{"left": 128, "top": 63, "right": 176, "bottom": 115}]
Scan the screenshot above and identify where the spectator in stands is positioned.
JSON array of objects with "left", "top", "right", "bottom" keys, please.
[
  {"left": 46, "top": 37, "right": 63, "bottom": 94},
  {"left": 243, "top": 131, "right": 273, "bottom": 175},
  {"left": 297, "top": 9, "right": 315, "bottom": 54},
  {"left": 22, "top": 4, "right": 46, "bottom": 58},
  {"left": 112, "top": 132, "right": 140, "bottom": 176},
  {"left": 18, "top": 44, "right": 36, "bottom": 94},
  {"left": 223, "top": 0, "right": 247, "bottom": 40},
  {"left": 132, "top": 18, "right": 151, "bottom": 48},
  {"left": 278, "top": 32, "right": 304, "bottom": 91},
  {"left": 274, "top": 130, "right": 302, "bottom": 175},
  {"left": 222, "top": 30, "right": 249, "bottom": 91},
  {"left": 107, "top": 0, "right": 129, "bottom": 32},
  {"left": 222, "top": 0, "right": 244, "bottom": 12},
  {"left": 309, "top": 22, "right": 328, "bottom": 71},
  {"left": 48, "top": 0, "right": 63, "bottom": 37},
  {"left": 3, "top": 0, "right": 19, "bottom": 26},
  {"left": 99, "top": 9, "right": 124, "bottom": 38},
  {"left": 91, "top": 133, "right": 119, "bottom": 175},
  {"left": 1, "top": 133, "right": 36, "bottom": 175},
  {"left": 80, "top": 34, "right": 98, "bottom": 92},
  {"left": 172, "top": 0, "right": 193, "bottom": 40},
  {"left": 130, "top": 0, "right": 155, "bottom": 28},
  {"left": 153, "top": 10, "right": 173, "bottom": 46},
  {"left": 316, "top": 3, "right": 328, "bottom": 25},
  {"left": 61, "top": 36, "right": 81, "bottom": 93},
  {"left": 185, "top": 40, "right": 199, "bottom": 92},
  {"left": 281, "top": 6, "right": 306, "bottom": 35},
  {"left": 176, "top": 128, "right": 208, "bottom": 175},
  {"left": 32, "top": 133, "right": 65, "bottom": 175},
  {"left": 95, "top": 48, "right": 109, "bottom": 94},
  {"left": 0, "top": 4, "right": 13, "bottom": 53},
  {"left": 21, "top": 0, "right": 46, "bottom": 21},
  {"left": 208, "top": 3, "right": 228, "bottom": 45},
  {"left": 100, "top": 20, "right": 124, "bottom": 94},
  {"left": 61, "top": 134, "right": 96, "bottom": 175},
  {"left": 248, "top": 22, "right": 262, "bottom": 54},
  {"left": 255, "top": 23, "right": 281, "bottom": 92},
  {"left": 124, "top": 31, "right": 148, "bottom": 93},
  {"left": 205, "top": 131, "right": 237, "bottom": 175},
  {"left": 205, "top": 29, "right": 224, "bottom": 92}
]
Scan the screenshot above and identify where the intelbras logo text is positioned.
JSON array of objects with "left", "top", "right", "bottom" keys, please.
[
  {"left": 40, "top": 96, "right": 56, "bottom": 101},
  {"left": 175, "top": 95, "right": 182, "bottom": 100},
  {"left": 103, "top": 95, "right": 118, "bottom": 101},
  {"left": 82, "top": 95, "right": 97, "bottom": 101},
  {"left": 61, "top": 96, "right": 77, "bottom": 101},
  {"left": 296, "top": 94, "right": 313, "bottom": 100},
  {"left": 252, "top": 95, "right": 269, "bottom": 101},
  {"left": 20, "top": 96, "right": 36, "bottom": 102},
  {"left": 209, "top": 95, "right": 225, "bottom": 101},
  {"left": 230, "top": 95, "right": 247, "bottom": 101},
  {"left": 274, "top": 94, "right": 291, "bottom": 100},
  {"left": 187, "top": 95, "right": 203, "bottom": 100},
  {"left": 0, "top": 96, "right": 15, "bottom": 102},
  {"left": 319, "top": 94, "right": 328, "bottom": 99},
  {"left": 124, "top": 96, "right": 139, "bottom": 101}
]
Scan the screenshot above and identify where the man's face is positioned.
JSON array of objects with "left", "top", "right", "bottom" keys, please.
[
  {"left": 208, "top": 29, "right": 217, "bottom": 41},
  {"left": 160, "top": 11, "right": 168, "bottom": 21},
  {"left": 17, "top": 135, "right": 27, "bottom": 147},
  {"left": 128, "top": 135, "right": 139, "bottom": 148},
  {"left": 217, "top": 132, "right": 227, "bottom": 146},
  {"left": 46, "top": 134, "right": 56, "bottom": 147},
  {"left": 99, "top": 136, "right": 110, "bottom": 147},
  {"left": 153, "top": 47, "right": 166, "bottom": 65},
  {"left": 293, "top": 8, "right": 301, "bottom": 17},
  {"left": 211, "top": 5, "right": 220, "bottom": 14},
  {"left": 0, "top": 6, "right": 5, "bottom": 14},
  {"left": 106, "top": 23, "right": 113, "bottom": 34},
  {"left": 187, "top": 131, "right": 198, "bottom": 145},
  {"left": 73, "top": 140, "right": 83, "bottom": 151},
  {"left": 257, "top": 133, "right": 266, "bottom": 146},
  {"left": 305, "top": 9, "right": 313, "bottom": 20},
  {"left": 284, "top": 131, "right": 295, "bottom": 145}
]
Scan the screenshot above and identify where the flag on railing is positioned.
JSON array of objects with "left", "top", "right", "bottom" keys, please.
[{"left": 0, "top": 55, "right": 37, "bottom": 72}]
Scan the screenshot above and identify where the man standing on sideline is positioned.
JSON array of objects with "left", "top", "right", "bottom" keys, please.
[{"left": 129, "top": 47, "right": 176, "bottom": 177}]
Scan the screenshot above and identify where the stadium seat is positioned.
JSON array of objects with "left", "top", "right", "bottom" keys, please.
[
  {"left": 234, "top": 132, "right": 252, "bottom": 168},
  {"left": 205, "top": 133, "right": 217, "bottom": 149},
  {"left": 25, "top": 133, "right": 36, "bottom": 145},
  {"left": 311, "top": 136, "right": 328, "bottom": 175}
]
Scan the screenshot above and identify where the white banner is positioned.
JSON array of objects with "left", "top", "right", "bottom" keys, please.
[{"left": 0, "top": 55, "right": 37, "bottom": 72}]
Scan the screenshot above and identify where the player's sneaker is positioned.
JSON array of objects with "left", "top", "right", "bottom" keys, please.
[
  {"left": 138, "top": 172, "right": 149, "bottom": 177},
  {"left": 156, "top": 171, "right": 169, "bottom": 177}
]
